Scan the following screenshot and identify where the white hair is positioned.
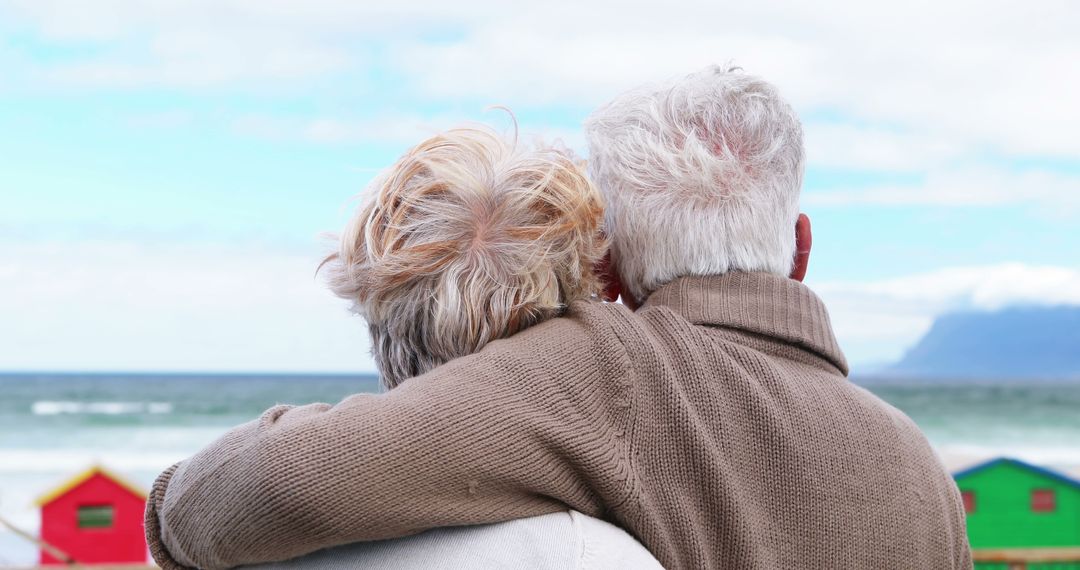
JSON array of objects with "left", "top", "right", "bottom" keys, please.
[{"left": 584, "top": 65, "right": 805, "bottom": 303}]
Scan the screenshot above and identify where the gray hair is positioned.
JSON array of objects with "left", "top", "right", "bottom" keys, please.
[
  {"left": 584, "top": 65, "right": 805, "bottom": 304},
  {"left": 322, "top": 125, "right": 606, "bottom": 389}
]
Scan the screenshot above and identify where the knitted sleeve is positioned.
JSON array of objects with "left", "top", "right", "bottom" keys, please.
[{"left": 146, "top": 308, "right": 636, "bottom": 569}]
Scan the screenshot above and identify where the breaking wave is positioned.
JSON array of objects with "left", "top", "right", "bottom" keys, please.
[{"left": 31, "top": 401, "right": 174, "bottom": 415}]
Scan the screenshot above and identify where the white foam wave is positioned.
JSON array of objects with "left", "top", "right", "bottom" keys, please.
[
  {"left": 31, "top": 400, "right": 173, "bottom": 415},
  {"left": 937, "top": 443, "right": 1080, "bottom": 475},
  {"left": 0, "top": 425, "right": 231, "bottom": 474},
  {"left": 0, "top": 448, "right": 185, "bottom": 473}
]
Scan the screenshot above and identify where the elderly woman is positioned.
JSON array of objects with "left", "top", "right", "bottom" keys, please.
[
  {"left": 324, "top": 124, "right": 605, "bottom": 390},
  {"left": 255, "top": 125, "right": 661, "bottom": 568}
]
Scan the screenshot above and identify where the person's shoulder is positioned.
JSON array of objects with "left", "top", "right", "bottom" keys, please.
[
  {"left": 567, "top": 297, "right": 638, "bottom": 321},
  {"left": 853, "top": 383, "right": 933, "bottom": 439},
  {"left": 402, "top": 300, "right": 640, "bottom": 403},
  {"left": 838, "top": 382, "right": 948, "bottom": 470},
  {"left": 483, "top": 300, "right": 639, "bottom": 354},
  {"left": 448, "top": 300, "right": 637, "bottom": 391}
]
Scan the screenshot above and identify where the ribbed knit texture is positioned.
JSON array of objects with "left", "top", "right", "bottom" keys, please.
[{"left": 146, "top": 272, "right": 971, "bottom": 570}]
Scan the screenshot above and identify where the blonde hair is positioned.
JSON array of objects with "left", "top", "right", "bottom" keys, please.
[{"left": 322, "top": 124, "right": 606, "bottom": 389}]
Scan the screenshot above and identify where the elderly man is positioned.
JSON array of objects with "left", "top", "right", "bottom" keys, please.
[{"left": 146, "top": 66, "right": 971, "bottom": 570}]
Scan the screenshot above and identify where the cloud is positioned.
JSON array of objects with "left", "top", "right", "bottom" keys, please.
[
  {"left": 805, "top": 167, "right": 1080, "bottom": 213},
  {"left": 818, "top": 263, "right": 1080, "bottom": 311},
  {"left": 803, "top": 122, "right": 967, "bottom": 173},
  {"left": 0, "top": 238, "right": 376, "bottom": 372},
  {"left": 231, "top": 114, "right": 477, "bottom": 145},
  {"left": 393, "top": 25, "right": 822, "bottom": 108},
  {"left": 814, "top": 263, "right": 1080, "bottom": 367},
  {"left": 123, "top": 109, "right": 195, "bottom": 129},
  {"left": 42, "top": 31, "right": 351, "bottom": 88},
  {"left": 230, "top": 113, "right": 586, "bottom": 152},
  {"left": 7, "top": 235, "right": 1074, "bottom": 375},
  {"left": 2, "top": 0, "right": 361, "bottom": 88},
  {"left": 0, "top": 0, "right": 469, "bottom": 42},
  {"left": 388, "top": 1, "right": 1080, "bottom": 160},
  {"left": 3, "top": 0, "right": 1079, "bottom": 372},
  {"left": 3, "top": 0, "right": 1079, "bottom": 219},
  {"left": 4, "top": 0, "right": 1079, "bottom": 160}
]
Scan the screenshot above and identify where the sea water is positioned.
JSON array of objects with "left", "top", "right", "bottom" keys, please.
[
  {"left": 1, "top": 373, "right": 1079, "bottom": 563},
  {"left": 0, "top": 373, "right": 379, "bottom": 563}
]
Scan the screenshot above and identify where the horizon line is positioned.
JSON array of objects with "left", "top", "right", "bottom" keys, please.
[{"left": 0, "top": 370, "right": 380, "bottom": 377}]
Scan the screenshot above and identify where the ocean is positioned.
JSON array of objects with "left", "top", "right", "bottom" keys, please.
[{"left": 2, "top": 373, "right": 1079, "bottom": 564}]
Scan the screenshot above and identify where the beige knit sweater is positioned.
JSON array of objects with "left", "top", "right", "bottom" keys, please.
[{"left": 146, "top": 272, "right": 971, "bottom": 569}]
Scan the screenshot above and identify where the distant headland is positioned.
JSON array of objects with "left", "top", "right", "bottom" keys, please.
[{"left": 888, "top": 305, "right": 1080, "bottom": 380}]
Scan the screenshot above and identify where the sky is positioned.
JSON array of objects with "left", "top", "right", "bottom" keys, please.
[{"left": 2, "top": 0, "right": 1079, "bottom": 373}]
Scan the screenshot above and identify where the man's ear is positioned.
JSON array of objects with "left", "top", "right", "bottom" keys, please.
[
  {"left": 790, "top": 213, "right": 812, "bottom": 282},
  {"left": 597, "top": 251, "right": 623, "bottom": 303}
]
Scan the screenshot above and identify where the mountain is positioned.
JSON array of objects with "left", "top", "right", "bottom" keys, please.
[{"left": 890, "top": 306, "right": 1080, "bottom": 380}]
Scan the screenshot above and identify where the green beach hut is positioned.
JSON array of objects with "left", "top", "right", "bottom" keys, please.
[{"left": 955, "top": 457, "right": 1080, "bottom": 568}]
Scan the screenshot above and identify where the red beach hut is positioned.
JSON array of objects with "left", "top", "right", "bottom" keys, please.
[{"left": 35, "top": 465, "right": 148, "bottom": 565}]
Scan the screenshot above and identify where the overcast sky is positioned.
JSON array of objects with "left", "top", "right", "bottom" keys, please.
[{"left": 2, "top": 0, "right": 1078, "bottom": 373}]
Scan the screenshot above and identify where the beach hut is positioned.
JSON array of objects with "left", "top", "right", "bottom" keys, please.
[
  {"left": 34, "top": 465, "right": 148, "bottom": 565},
  {"left": 955, "top": 457, "right": 1080, "bottom": 551}
]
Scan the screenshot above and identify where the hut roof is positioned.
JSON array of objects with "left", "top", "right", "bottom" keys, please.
[
  {"left": 34, "top": 464, "right": 148, "bottom": 507},
  {"left": 954, "top": 457, "right": 1080, "bottom": 490}
]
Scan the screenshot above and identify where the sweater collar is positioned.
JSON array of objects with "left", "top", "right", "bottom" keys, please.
[{"left": 641, "top": 272, "right": 849, "bottom": 376}]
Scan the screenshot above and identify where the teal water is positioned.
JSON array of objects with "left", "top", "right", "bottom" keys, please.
[
  {"left": 860, "top": 379, "right": 1080, "bottom": 463},
  {"left": 1, "top": 373, "right": 1079, "bottom": 562},
  {"left": 0, "top": 372, "right": 380, "bottom": 435},
  {"left": 0, "top": 373, "right": 379, "bottom": 563}
]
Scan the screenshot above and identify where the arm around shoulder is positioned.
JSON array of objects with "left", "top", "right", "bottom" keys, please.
[{"left": 146, "top": 317, "right": 634, "bottom": 569}]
